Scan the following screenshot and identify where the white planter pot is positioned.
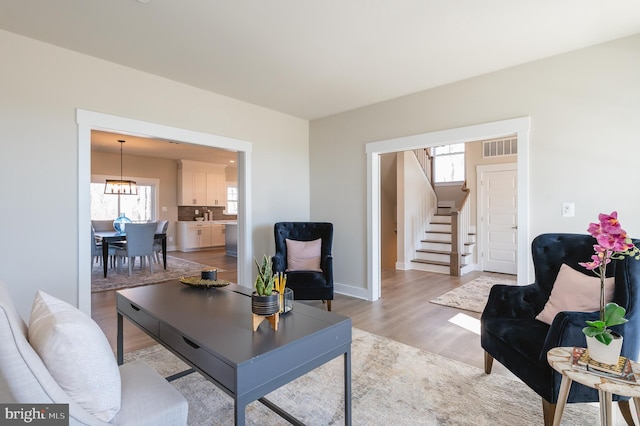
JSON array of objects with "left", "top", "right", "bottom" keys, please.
[{"left": 586, "top": 334, "right": 623, "bottom": 365}]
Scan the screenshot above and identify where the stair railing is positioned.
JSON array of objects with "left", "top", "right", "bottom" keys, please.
[
  {"left": 449, "top": 186, "right": 471, "bottom": 276},
  {"left": 413, "top": 149, "right": 433, "bottom": 189}
]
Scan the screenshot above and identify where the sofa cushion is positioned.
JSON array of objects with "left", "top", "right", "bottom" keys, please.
[
  {"left": 286, "top": 238, "right": 322, "bottom": 271},
  {"left": 535, "top": 263, "right": 615, "bottom": 325},
  {"left": 28, "top": 291, "right": 121, "bottom": 422}
]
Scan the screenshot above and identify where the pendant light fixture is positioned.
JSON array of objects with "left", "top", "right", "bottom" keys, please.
[{"left": 104, "top": 139, "right": 138, "bottom": 195}]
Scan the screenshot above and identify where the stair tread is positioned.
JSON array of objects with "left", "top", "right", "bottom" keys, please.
[
  {"left": 425, "top": 230, "right": 451, "bottom": 235},
  {"left": 417, "top": 249, "right": 472, "bottom": 255},
  {"left": 416, "top": 249, "right": 450, "bottom": 254},
  {"left": 412, "top": 259, "right": 450, "bottom": 266}
]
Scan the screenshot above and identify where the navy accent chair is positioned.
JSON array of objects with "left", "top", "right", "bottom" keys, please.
[
  {"left": 272, "top": 222, "right": 334, "bottom": 311},
  {"left": 481, "top": 233, "right": 640, "bottom": 425}
]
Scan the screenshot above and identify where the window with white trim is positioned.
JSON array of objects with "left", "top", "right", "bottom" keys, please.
[
  {"left": 226, "top": 184, "right": 238, "bottom": 215},
  {"left": 432, "top": 143, "right": 465, "bottom": 183},
  {"left": 90, "top": 182, "right": 156, "bottom": 221}
]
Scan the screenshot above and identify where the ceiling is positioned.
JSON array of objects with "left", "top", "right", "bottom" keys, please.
[
  {"left": 91, "top": 130, "right": 237, "bottom": 164},
  {"left": 2, "top": 1, "right": 640, "bottom": 121}
]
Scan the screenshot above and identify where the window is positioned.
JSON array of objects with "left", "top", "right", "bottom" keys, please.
[
  {"left": 432, "top": 143, "right": 465, "bottom": 183},
  {"left": 90, "top": 182, "right": 156, "bottom": 221},
  {"left": 226, "top": 184, "right": 238, "bottom": 215}
]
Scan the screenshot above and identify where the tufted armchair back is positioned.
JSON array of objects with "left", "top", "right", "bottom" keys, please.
[{"left": 530, "top": 233, "right": 640, "bottom": 343}]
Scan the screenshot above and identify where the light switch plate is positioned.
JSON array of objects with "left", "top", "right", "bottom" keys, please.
[{"left": 562, "top": 202, "right": 575, "bottom": 217}]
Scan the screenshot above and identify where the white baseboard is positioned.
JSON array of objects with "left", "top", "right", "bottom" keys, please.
[
  {"left": 334, "top": 282, "right": 370, "bottom": 301},
  {"left": 395, "top": 262, "right": 412, "bottom": 270}
]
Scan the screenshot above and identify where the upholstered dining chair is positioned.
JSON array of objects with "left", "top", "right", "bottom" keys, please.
[
  {"left": 114, "top": 222, "right": 157, "bottom": 277},
  {"left": 481, "top": 233, "right": 640, "bottom": 425},
  {"left": 91, "top": 226, "right": 117, "bottom": 268},
  {"left": 272, "top": 222, "right": 334, "bottom": 311},
  {"left": 153, "top": 220, "right": 169, "bottom": 264}
]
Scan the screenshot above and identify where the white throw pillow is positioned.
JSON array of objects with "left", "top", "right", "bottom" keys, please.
[
  {"left": 535, "top": 263, "right": 615, "bottom": 325},
  {"left": 28, "top": 291, "right": 121, "bottom": 422},
  {"left": 286, "top": 238, "right": 322, "bottom": 271}
]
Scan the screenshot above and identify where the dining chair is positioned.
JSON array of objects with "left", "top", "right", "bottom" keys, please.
[
  {"left": 114, "top": 223, "right": 157, "bottom": 277},
  {"left": 153, "top": 220, "right": 169, "bottom": 264},
  {"left": 91, "top": 226, "right": 117, "bottom": 268}
]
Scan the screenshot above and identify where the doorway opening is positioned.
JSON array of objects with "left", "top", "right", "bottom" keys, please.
[
  {"left": 77, "top": 109, "right": 253, "bottom": 314},
  {"left": 366, "top": 117, "right": 531, "bottom": 302}
]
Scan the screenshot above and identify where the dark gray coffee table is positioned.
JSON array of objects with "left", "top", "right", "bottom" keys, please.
[{"left": 116, "top": 281, "right": 352, "bottom": 425}]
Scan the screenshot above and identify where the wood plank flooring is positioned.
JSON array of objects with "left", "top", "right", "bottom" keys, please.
[{"left": 91, "top": 247, "right": 514, "bottom": 378}]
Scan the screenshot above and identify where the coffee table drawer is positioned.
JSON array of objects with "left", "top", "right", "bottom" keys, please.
[
  {"left": 159, "top": 323, "right": 235, "bottom": 392},
  {"left": 119, "top": 301, "right": 159, "bottom": 337}
]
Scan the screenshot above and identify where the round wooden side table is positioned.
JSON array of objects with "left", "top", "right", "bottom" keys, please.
[{"left": 547, "top": 347, "right": 640, "bottom": 426}]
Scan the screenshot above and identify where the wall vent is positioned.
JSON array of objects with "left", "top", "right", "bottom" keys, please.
[{"left": 483, "top": 137, "right": 517, "bottom": 158}]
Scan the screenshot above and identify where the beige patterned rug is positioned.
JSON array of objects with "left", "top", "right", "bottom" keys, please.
[
  {"left": 91, "top": 255, "right": 224, "bottom": 293},
  {"left": 125, "top": 328, "right": 598, "bottom": 425},
  {"left": 429, "top": 275, "right": 517, "bottom": 313}
]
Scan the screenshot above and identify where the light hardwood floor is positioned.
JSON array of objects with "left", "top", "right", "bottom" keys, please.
[{"left": 91, "top": 247, "right": 514, "bottom": 378}]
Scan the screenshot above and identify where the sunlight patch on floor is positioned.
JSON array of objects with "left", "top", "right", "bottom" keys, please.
[{"left": 448, "top": 312, "right": 480, "bottom": 335}]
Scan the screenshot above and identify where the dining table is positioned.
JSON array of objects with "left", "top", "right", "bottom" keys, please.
[{"left": 95, "top": 231, "right": 167, "bottom": 278}]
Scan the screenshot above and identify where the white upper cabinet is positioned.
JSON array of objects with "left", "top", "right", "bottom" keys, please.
[
  {"left": 206, "top": 172, "right": 226, "bottom": 207},
  {"left": 177, "top": 160, "right": 227, "bottom": 207}
]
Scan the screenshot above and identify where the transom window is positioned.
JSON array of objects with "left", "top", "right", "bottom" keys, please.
[{"left": 432, "top": 143, "right": 465, "bottom": 183}]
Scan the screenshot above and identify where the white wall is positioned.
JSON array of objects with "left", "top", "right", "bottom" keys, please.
[
  {"left": 310, "top": 34, "right": 640, "bottom": 294},
  {"left": 0, "top": 29, "right": 309, "bottom": 319}
]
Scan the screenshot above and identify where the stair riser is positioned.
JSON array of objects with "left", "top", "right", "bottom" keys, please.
[
  {"left": 411, "top": 262, "right": 450, "bottom": 274},
  {"left": 424, "top": 232, "right": 451, "bottom": 242},
  {"left": 432, "top": 215, "right": 452, "bottom": 224},
  {"left": 415, "top": 252, "right": 450, "bottom": 263},
  {"left": 427, "top": 223, "right": 452, "bottom": 233},
  {"left": 420, "top": 241, "right": 452, "bottom": 251}
]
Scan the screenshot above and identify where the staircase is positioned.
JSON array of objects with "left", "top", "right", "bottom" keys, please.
[{"left": 411, "top": 207, "right": 476, "bottom": 274}]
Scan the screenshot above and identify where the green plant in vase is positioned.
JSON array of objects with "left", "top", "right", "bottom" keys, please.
[
  {"left": 254, "top": 254, "right": 276, "bottom": 296},
  {"left": 578, "top": 211, "right": 640, "bottom": 345}
]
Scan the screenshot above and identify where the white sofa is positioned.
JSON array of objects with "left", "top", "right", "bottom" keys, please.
[{"left": 0, "top": 281, "right": 188, "bottom": 425}]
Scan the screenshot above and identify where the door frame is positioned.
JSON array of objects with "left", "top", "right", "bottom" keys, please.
[
  {"left": 77, "top": 109, "right": 253, "bottom": 314},
  {"left": 366, "top": 117, "right": 530, "bottom": 302},
  {"left": 476, "top": 162, "right": 518, "bottom": 275}
]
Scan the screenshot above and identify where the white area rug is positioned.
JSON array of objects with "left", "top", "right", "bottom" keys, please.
[
  {"left": 126, "top": 328, "right": 598, "bottom": 425},
  {"left": 429, "top": 275, "right": 517, "bottom": 313},
  {"left": 91, "top": 255, "right": 224, "bottom": 292}
]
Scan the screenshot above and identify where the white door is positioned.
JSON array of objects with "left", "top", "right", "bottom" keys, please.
[{"left": 478, "top": 164, "right": 517, "bottom": 274}]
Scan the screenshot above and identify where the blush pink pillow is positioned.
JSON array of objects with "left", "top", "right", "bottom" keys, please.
[
  {"left": 286, "top": 238, "right": 322, "bottom": 272},
  {"left": 535, "top": 263, "right": 615, "bottom": 325}
]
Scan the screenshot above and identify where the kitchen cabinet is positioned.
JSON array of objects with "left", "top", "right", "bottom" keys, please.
[
  {"left": 177, "top": 160, "right": 227, "bottom": 207},
  {"left": 177, "top": 222, "right": 214, "bottom": 251},
  {"left": 206, "top": 172, "right": 226, "bottom": 207},
  {"left": 211, "top": 224, "right": 225, "bottom": 247},
  {"left": 177, "top": 170, "right": 207, "bottom": 206}
]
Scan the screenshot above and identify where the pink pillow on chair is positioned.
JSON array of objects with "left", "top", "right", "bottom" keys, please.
[
  {"left": 535, "top": 263, "right": 615, "bottom": 325},
  {"left": 286, "top": 238, "right": 322, "bottom": 271}
]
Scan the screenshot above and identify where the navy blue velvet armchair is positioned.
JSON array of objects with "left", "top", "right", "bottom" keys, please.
[
  {"left": 481, "top": 233, "right": 640, "bottom": 425},
  {"left": 272, "top": 222, "right": 334, "bottom": 311}
]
